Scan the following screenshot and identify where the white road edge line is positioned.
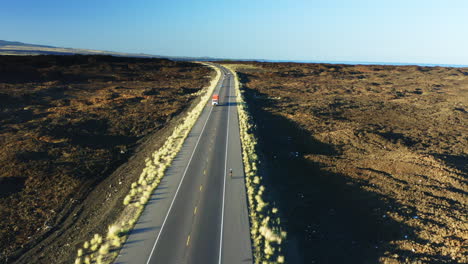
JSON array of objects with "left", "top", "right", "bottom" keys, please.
[
  {"left": 218, "top": 66, "right": 230, "bottom": 264},
  {"left": 145, "top": 70, "right": 222, "bottom": 264}
]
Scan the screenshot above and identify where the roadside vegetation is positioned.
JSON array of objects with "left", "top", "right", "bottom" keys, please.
[
  {"left": 224, "top": 64, "right": 286, "bottom": 264},
  {"left": 224, "top": 62, "right": 467, "bottom": 263},
  {"left": 74, "top": 63, "right": 220, "bottom": 264},
  {"left": 0, "top": 55, "right": 213, "bottom": 263}
]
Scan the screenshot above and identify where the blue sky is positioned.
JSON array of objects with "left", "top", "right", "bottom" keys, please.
[{"left": 2, "top": 0, "right": 468, "bottom": 64}]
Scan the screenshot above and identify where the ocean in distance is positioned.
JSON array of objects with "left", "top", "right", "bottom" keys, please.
[{"left": 253, "top": 59, "right": 468, "bottom": 68}]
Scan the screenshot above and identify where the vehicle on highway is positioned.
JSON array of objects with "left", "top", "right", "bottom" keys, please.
[{"left": 212, "top": 94, "right": 219, "bottom": 105}]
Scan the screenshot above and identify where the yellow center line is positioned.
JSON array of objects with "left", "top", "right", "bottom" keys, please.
[
  {"left": 200, "top": 185, "right": 203, "bottom": 191},
  {"left": 194, "top": 206, "right": 198, "bottom": 215},
  {"left": 186, "top": 235, "right": 191, "bottom": 246},
  {"left": 203, "top": 169, "right": 206, "bottom": 175}
]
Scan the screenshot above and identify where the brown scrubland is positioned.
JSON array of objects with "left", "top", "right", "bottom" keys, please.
[
  {"left": 226, "top": 62, "right": 467, "bottom": 264},
  {"left": 0, "top": 55, "right": 212, "bottom": 263}
]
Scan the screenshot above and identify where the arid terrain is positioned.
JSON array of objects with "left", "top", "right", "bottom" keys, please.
[
  {"left": 226, "top": 62, "right": 467, "bottom": 263},
  {"left": 0, "top": 55, "right": 213, "bottom": 263}
]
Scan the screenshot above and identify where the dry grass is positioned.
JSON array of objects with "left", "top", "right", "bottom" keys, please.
[
  {"left": 0, "top": 55, "right": 212, "bottom": 263},
  {"left": 223, "top": 64, "right": 286, "bottom": 264},
  {"left": 225, "top": 62, "right": 467, "bottom": 263},
  {"left": 73, "top": 63, "right": 221, "bottom": 264}
]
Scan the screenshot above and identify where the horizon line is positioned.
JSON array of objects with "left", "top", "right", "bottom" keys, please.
[{"left": 2, "top": 39, "right": 468, "bottom": 68}]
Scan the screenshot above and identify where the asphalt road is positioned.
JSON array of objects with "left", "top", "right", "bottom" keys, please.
[{"left": 115, "top": 64, "right": 252, "bottom": 264}]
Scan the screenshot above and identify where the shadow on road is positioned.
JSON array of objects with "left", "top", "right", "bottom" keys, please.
[
  {"left": 129, "top": 226, "right": 159, "bottom": 235},
  {"left": 216, "top": 102, "right": 239, "bottom": 107}
]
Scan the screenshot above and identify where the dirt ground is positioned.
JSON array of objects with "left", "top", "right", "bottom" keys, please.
[
  {"left": 0, "top": 55, "right": 213, "bottom": 263},
  {"left": 226, "top": 62, "right": 467, "bottom": 264}
]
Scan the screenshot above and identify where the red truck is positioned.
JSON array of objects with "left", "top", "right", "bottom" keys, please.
[{"left": 212, "top": 94, "right": 219, "bottom": 106}]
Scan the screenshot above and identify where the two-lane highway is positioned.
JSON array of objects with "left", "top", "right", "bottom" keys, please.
[{"left": 115, "top": 64, "right": 252, "bottom": 264}]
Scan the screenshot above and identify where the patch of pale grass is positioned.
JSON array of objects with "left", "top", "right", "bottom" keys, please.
[
  {"left": 222, "top": 64, "right": 286, "bottom": 263},
  {"left": 107, "top": 225, "right": 119, "bottom": 240},
  {"left": 98, "top": 243, "right": 110, "bottom": 255},
  {"left": 74, "top": 63, "right": 221, "bottom": 264}
]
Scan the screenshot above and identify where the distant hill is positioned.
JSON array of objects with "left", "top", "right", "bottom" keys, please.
[
  {"left": 0, "top": 40, "right": 220, "bottom": 61},
  {"left": 0, "top": 40, "right": 164, "bottom": 58},
  {"left": 0, "top": 40, "right": 56, "bottom": 48}
]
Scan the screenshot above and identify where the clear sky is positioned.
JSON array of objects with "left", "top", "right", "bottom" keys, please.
[{"left": 2, "top": 0, "right": 468, "bottom": 64}]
